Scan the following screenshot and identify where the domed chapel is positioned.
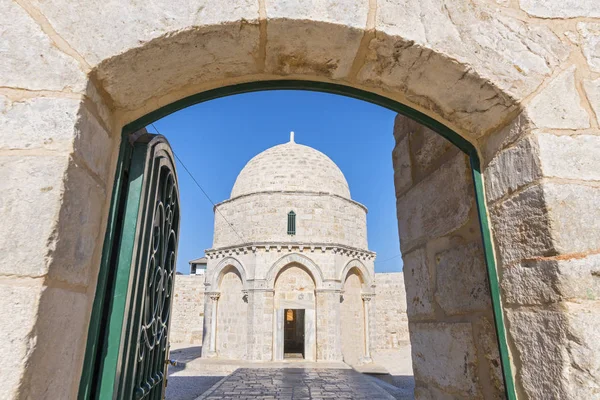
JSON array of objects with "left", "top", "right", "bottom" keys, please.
[{"left": 201, "top": 133, "right": 377, "bottom": 364}]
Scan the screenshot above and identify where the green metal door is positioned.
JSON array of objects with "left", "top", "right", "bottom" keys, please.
[{"left": 79, "top": 133, "right": 180, "bottom": 400}]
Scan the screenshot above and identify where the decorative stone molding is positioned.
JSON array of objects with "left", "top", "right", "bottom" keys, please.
[
  {"left": 361, "top": 293, "right": 375, "bottom": 301},
  {"left": 205, "top": 242, "right": 376, "bottom": 261}
]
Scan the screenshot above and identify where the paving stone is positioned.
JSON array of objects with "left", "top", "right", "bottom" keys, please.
[{"left": 198, "top": 368, "right": 396, "bottom": 399}]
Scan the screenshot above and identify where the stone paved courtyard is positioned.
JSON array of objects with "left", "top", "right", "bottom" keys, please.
[
  {"left": 165, "top": 344, "right": 414, "bottom": 400},
  {"left": 198, "top": 368, "right": 395, "bottom": 400}
]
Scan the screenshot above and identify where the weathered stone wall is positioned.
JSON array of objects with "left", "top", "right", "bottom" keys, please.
[
  {"left": 170, "top": 275, "right": 204, "bottom": 344},
  {"left": 341, "top": 272, "right": 366, "bottom": 365},
  {"left": 213, "top": 192, "right": 368, "bottom": 249},
  {"left": 374, "top": 272, "right": 409, "bottom": 349},
  {"left": 393, "top": 116, "right": 504, "bottom": 399},
  {"left": 216, "top": 270, "right": 248, "bottom": 359}
]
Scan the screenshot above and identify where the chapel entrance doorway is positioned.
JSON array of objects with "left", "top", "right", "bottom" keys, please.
[{"left": 284, "top": 309, "right": 305, "bottom": 359}]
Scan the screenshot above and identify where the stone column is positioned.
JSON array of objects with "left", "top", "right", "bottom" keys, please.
[
  {"left": 361, "top": 293, "right": 374, "bottom": 362},
  {"left": 207, "top": 292, "right": 220, "bottom": 357},
  {"left": 246, "top": 289, "right": 274, "bottom": 361},
  {"left": 316, "top": 289, "right": 342, "bottom": 361}
]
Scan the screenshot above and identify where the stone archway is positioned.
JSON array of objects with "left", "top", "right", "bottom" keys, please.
[
  {"left": 3, "top": 2, "right": 599, "bottom": 399},
  {"left": 272, "top": 262, "right": 318, "bottom": 361},
  {"left": 340, "top": 268, "right": 369, "bottom": 366}
]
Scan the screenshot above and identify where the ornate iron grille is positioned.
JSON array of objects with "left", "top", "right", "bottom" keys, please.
[{"left": 287, "top": 210, "right": 296, "bottom": 235}]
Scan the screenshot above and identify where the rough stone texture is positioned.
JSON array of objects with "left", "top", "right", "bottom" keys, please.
[
  {"left": 578, "top": 23, "right": 600, "bottom": 73},
  {"left": 0, "top": 0, "right": 86, "bottom": 92},
  {"left": 402, "top": 249, "right": 434, "bottom": 319},
  {"left": 490, "top": 183, "right": 554, "bottom": 267},
  {"left": 266, "top": 20, "right": 363, "bottom": 79},
  {"left": 484, "top": 134, "right": 542, "bottom": 203},
  {"left": 506, "top": 304, "right": 600, "bottom": 399},
  {"left": 584, "top": 78, "right": 600, "bottom": 122},
  {"left": 410, "top": 323, "right": 480, "bottom": 397},
  {"left": 526, "top": 67, "right": 591, "bottom": 129},
  {"left": 170, "top": 275, "right": 205, "bottom": 344},
  {"left": 359, "top": 0, "right": 568, "bottom": 136},
  {"left": 435, "top": 242, "right": 491, "bottom": 315},
  {"left": 520, "top": 0, "right": 600, "bottom": 18},
  {"left": 396, "top": 153, "right": 472, "bottom": 252},
  {"left": 502, "top": 253, "right": 600, "bottom": 306},
  {"left": 393, "top": 115, "right": 504, "bottom": 399},
  {"left": 374, "top": 273, "right": 410, "bottom": 349}
]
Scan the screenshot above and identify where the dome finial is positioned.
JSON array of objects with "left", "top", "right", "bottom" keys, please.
[{"left": 290, "top": 131, "right": 295, "bottom": 143}]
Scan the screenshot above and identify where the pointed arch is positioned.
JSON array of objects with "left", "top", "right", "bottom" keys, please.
[
  {"left": 208, "top": 256, "right": 248, "bottom": 290},
  {"left": 266, "top": 253, "right": 324, "bottom": 290},
  {"left": 340, "top": 259, "right": 373, "bottom": 290}
]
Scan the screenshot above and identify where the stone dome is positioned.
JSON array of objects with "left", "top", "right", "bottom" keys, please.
[{"left": 231, "top": 137, "right": 351, "bottom": 199}]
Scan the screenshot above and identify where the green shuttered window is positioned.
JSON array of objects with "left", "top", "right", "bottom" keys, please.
[{"left": 287, "top": 211, "right": 296, "bottom": 235}]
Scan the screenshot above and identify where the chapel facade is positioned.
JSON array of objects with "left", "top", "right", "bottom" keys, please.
[{"left": 201, "top": 133, "right": 376, "bottom": 364}]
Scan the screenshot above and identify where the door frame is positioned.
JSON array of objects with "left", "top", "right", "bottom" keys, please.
[{"left": 80, "top": 80, "right": 516, "bottom": 400}]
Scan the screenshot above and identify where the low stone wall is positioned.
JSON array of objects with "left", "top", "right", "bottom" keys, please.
[
  {"left": 374, "top": 272, "right": 410, "bottom": 349},
  {"left": 170, "top": 275, "right": 205, "bottom": 344}
]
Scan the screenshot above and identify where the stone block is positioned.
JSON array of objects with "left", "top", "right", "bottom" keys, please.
[
  {"left": 578, "top": 23, "right": 600, "bottom": 73},
  {"left": 73, "top": 106, "right": 113, "bottom": 181},
  {"left": 526, "top": 67, "right": 590, "bottom": 129},
  {"left": 397, "top": 153, "right": 472, "bottom": 251},
  {"left": 479, "top": 112, "right": 532, "bottom": 167},
  {"left": 359, "top": 0, "right": 567, "bottom": 134},
  {"left": 20, "top": 286, "right": 90, "bottom": 400},
  {"left": 28, "top": 0, "right": 259, "bottom": 66},
  {"left": 0, "top": 282, "right": 42, "bottom": 399},
  {"left": 0, "top": 155, "right": 69, "bottom": 278},
  {"left": 409, "top": 322, "right": 480, "bottom": 397},
  {"left": 537, "top": 132, "right": 600, "bottom": 182},
  {"left": 502, "top": 253, "right": 600, "bottom": 305},
  {"left": 265, "top": 0, "right": 368, "bottom": 29},
  {"left": 265, "top": 19, "right": 363, "bottom": 79},
  {"left": 473, "top": 317, "right": 504, "bottom": 398},
  {"left": 97, "top": 22, "right": 261, "bottom": 109},
  {"left": 47, "top": 161, "right": 106, "bottom": 287},
  {"left": 505, "top": 303, "right": 600, "bottom": 399},
  {"left": 520, "top": 0, "right": 600, "bottom": 18},
  {"left": 392, "top": 135, "right": 412, "bottom": 197},
  {"left": 402, "top": 248, "right": 434, "bottom": 318},
  {"left": 543, "top": 182, "right": 600, "bottom": 256},
  {"left": 408, "top": 127, "right": 455, "bottom": 182},
  {"left": 0, "top": 96, "right": 80, "bottom": 151},
  {"left": 484, "top": 134, "right": 542, "bottom": 203},
  {"left": 0, "top": 0, "right": 86, "bottom": 92},
  {"left": 435, "top": 241, "right": 491, "bottom": 315},
  {"left": 490, "top": 183, "right": 554, "bottom": 267},
  {"left": 583, "top": 78, "right": 600, "bottom": 124},
  {"left": 563, "top": 301, "right": 600, "bottom": 399}
]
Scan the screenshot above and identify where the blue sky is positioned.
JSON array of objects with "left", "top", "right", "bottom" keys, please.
[{"left": 149, "top": 90, "right": 404, "bottom": 274}]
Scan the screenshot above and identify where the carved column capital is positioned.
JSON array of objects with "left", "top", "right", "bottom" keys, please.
[
  {"left": 208, "top": 292, "right": 221, "bottom": 301},
  {"left": 361, "top": 293, "right": 374, "bottom": 301}
]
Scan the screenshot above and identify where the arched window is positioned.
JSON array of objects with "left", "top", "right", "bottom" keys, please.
[{"left": 287, "top": 211, "right": 296, "bottom": 235}]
